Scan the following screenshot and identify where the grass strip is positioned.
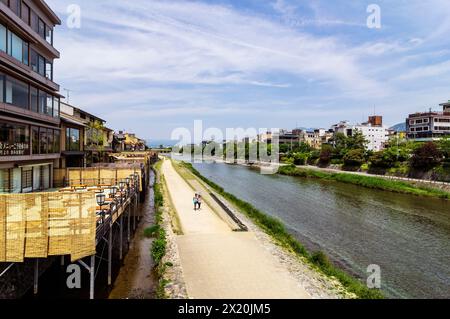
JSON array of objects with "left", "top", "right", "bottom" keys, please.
[{"left": 180, "top": 161, "right": 384, "bottom": 299}]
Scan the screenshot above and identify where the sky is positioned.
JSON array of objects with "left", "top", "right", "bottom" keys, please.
[{"left": 46, "top": 0, "right": 450, "bottom": 141}]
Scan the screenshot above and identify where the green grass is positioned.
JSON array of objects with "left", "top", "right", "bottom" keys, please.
[
  {"left": 180, "top": 161, "right": 384, "bottom": 299},
  {"left": 148, "top": 161, "right": 170, "bottom": 299},
  {"left": 278, "top": 165, "right": 450, "bottom": 199}
]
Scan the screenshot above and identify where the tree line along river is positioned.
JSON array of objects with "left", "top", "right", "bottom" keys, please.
[{"left": 191, "top": 161, "right": 450, "bottom": 299}]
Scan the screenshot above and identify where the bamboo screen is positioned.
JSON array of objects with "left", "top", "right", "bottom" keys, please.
[
  {"left": 0, "top": 192, "right": 97, "bottom": 263},
  {"left": 67, "top": 168, "right": 143, "bottom": 191}
]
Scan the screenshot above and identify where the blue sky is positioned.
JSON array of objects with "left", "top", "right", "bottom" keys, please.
[{"left": 46, "top": 0, "right": 450, "bottom": 140}]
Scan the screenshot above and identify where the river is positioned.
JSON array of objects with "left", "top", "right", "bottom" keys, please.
[{"left": 191, "top": 161, "right": 450, "bottom": 299}]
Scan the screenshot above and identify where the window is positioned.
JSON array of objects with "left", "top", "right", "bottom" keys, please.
[
  {"left": 31, "top": 126, "right": 39, "bottom": 155},
  {"left": 66, "top": 127, "right": 80, "bottom": 151},
  {"left": 31, "top": 87, "right": 38, "bottom": 113},
  {"left": 45, "top": 26, "right": 53, "bottom": 45},
  {"left": 5, "top": 76, "right": 29, "bottom": 110},
  {"left": 9, "top": 0, "right": 20, "bottom": 15},
  {"left": 31, "top": 11, "right": 39, "bottom": 34},
  {"left": 46, "top": 94, "right": 53, "bottom": 116},
  {"left": 47, "top": 128, "right": 54, "bottom": 153},
  {"left": 45, "top": 61, "right": 52, "bottom": 80},
  {"left": 21, "top": 2, "right": 30, "bottom": 25},
  {"left": 38, "top": 90, "right": 46, "bottom": 114},
  {"left": 53, "top": 96, "right": 59, "bottom": 117},
  {"left": 0, "top": 24, "right": 6, "bottom": 52},
  {"left": 30, "top": 49, "right": 38, "bottom": 72},
  {"left": 38, "top": 55, "right": 45, "bottom": 76},
  {"left": 5, "top": 29, "right": 28, "bottom": 64},
  {"left": 38, "top": 19, "right": 45, "bottom": 39},
  {"left": 0, "top": 120, "right": 30, "bottom": 156},
  {"left": 39, "top": 127, "right": 47, "bottom": 154},
  {"left": 54, "top": 129, "right": 60, "bottom": 153},
  {"left": 22, "top": 167, "right": 32, "bottom": 190},
  {"left": 23, "top": 42, "right": 29, "bottom": 65}
]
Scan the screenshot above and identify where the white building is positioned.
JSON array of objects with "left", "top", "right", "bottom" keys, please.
[{"left": 331, "top": 117, "right": 389, "bottom": 152}]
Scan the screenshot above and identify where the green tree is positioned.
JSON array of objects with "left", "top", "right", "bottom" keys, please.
[
  {"left": 410, "top": 142, "right": 442, "bottom": 170},
  {"left": 343, "top": 149, "right": 365, "bottom": 168}
]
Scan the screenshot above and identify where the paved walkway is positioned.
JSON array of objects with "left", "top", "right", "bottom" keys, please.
[{"left": 161, "top": 158, "right": 310, "bottom": 299}]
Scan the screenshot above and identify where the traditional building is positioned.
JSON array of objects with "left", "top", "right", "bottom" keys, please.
[{"left": 0, "top": 0, "right": 61, "bottom": 193}]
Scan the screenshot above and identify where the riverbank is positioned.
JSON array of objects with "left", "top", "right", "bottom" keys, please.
[
  {"left": 178, "top": 160, "right": 383, "bottom": 299},
  {"left": 278, "top": 165, "right": 450, "bottom": 199}
]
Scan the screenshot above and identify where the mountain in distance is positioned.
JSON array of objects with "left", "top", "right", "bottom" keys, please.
[
  {"left": 147, "top": 139, "right": 179, "bottom": 148},
  {"left": 389, "top": 122, "right": 406, "bottom": 132}
]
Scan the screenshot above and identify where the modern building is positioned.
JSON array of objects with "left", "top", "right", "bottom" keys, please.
[
  {"left": 406, "top": 101, "right": 450, "bottom": 141},
  {"left": 0, "top": 0, "right": 61, "bottom": 193},
  {"left": 331, "top": 117, "right": 389, "bottom": 152}
]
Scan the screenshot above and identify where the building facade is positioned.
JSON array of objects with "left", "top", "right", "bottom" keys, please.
[
  {"left": 0, "top": 0, "right": 61, "bottom": 193},
  {"left": 406, "top": 101, "right": 450, "bottom": 141},
  {"left": 331, "top": 117, "right": 389, "bottom": 152}
]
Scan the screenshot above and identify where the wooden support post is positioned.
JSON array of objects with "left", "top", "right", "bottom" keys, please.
[
  {"left": 133, "top": 194, "right": 137, "bottom": 231},
  {"left": 89, "top": 255, "right": 95, "bottom": 300},
  {"left": 127, "top": 206, "right": 131, "bottom": 243},
  {"left": 119, "top": 215, "right": 123, "bottom": 260},
  {"left": 33, "top": 259, "right": 39, "bottom": 295},
  {"left": 61, "top": 255, "right": 65, "bottom": 266},
  {"left": 108, "top": 223, "right": 112, "bottom": 286}
]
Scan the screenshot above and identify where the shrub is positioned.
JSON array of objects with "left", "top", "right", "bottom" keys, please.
[{"left": 144, "top": 225, "right": 161, "bottom": 238}]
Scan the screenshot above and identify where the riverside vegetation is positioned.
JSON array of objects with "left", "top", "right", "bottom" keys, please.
[
  {"left": 278, "top": 165, "right": 450, "bottom": 199},
  {"left": 181, "top": 162, "right": 384, "bottom": 299},
  {"left": 144, "top": 161, "right": 170, "bottom": 298}
]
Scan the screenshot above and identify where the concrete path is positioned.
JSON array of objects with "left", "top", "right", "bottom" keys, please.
[{"left": 161, "top": 158, "right": 310, "bottom": 299}]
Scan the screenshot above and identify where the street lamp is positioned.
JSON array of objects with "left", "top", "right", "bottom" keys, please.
[{"left": 96, "top": 193, "right": 106, "bottom": 223}]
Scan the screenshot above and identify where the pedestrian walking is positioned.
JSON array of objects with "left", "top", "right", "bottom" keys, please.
[
  {"left": 197, "top": 194, "right": 202, "bottom": 211},
  {"left": 193, "top": 193, "right": 198, "bottom": 211}
]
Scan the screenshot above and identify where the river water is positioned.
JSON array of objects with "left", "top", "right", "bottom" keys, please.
[{"left": 192, "top": 161, "right": 450, "bottom": 299}]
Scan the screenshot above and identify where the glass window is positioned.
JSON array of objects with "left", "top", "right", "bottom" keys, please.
[
  {"left": 0, "top": 74, "right": 3, "bottom": 102},
  {"left": 54, "top": 129, "right": 60, "bottom": 153},
  {"left": 30, "top": 49, "right": 38, "bottom": 72},
  {"left": 23, "top": 42, "right": 29, "bottom": 65},
  {"left": 45, "top": 26, "right": 53, "bottom": 45},
  {"left": 47, "top": 128, "right": 54, "bottom": 153},
  {"left": 5, "top": 76, "right": 29, "bottom": 110},
  {"left": 38, "top": 19, "right": 45, "bottom": 39},
  {"left": 45, "top": 61, "right": 52, "bottom": 80},
  {"left": 38, "top": 90, "right": 46, "bottom": 114},
  {"left": 0, "top": 24, "right": 6, "bottom": 53},
  {"left": 66, "top": 127, "right": 80, "bottom": 151},
  {"left": 21, "top": 3, "right": 30, "bottom": 25},
  {"left": 39, "top": 127, "right": 47, "bottom": 154},
  {"left": 53, "top": 96, "right": 60, "bottom": 117},
  {"left": 9, "top": 0, "right": 20, "bottom": 15},
  {"left": 0, "top": 168, "right": 10, "bottom": 193},
  {"left": 31, "top": 87, "right": 38, "bottom": 113},
  {"left": 32, "top": 126, "right": 39, "bottom": 155},
  {"left": 38, "top": 55, "right": 45, "bottom": 76},
  {"left": 46, "top": 95, "right": 53, "bottom": 116},
  {"left": 31, "top": 11, "right": 39, "bottom": 34},
  {"left": 8, "top": 31, "right": 23, "bottom": 62},
  {"left": 0, "top": 121, "right": 30, "bottom": 156}
]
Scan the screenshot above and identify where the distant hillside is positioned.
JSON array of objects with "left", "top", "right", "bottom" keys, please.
[
  {"left": 147, "top": 139, "right": 179, "bottom": 148},
  {"left": 390, "top": 122, "right": 406, "bottom": 132}
]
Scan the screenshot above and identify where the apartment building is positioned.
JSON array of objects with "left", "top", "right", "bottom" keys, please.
[
  {"left": 0, "top": 0, "right": 61, "bottom": 193},
  {"left": 407, "top": 101, "right": 450, "bottom": 141}
]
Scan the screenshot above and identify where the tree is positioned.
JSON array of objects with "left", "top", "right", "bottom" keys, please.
[
  {"left": 343, "top": 149, "right": 365, "bottom": 168},
  {"left": 347, "top": 130, "right": 368, "bottom": 150},
  {"left": 410, "top": 142, "right": 442, "bottom": 169},
  {"left": 319, "top": 145, "right": 333, "bottom": 166}
]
